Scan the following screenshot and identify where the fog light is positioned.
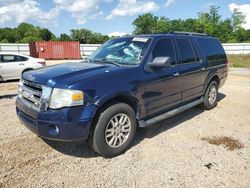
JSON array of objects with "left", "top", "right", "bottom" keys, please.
[{"left": 48, "top": 125, "right": 59, "bottom": 136}]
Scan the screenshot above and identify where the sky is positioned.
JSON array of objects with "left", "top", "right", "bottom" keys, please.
[{"left": 0, "top": 0, "right": 250, "bottom": 37}]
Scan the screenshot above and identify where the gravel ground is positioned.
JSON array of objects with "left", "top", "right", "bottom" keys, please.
[{"left": 0, "top": 73, "right": 250, "bottom": 188}]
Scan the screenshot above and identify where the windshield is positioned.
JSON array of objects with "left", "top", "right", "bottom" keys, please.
[{"left": 88, "top": 37, "right": 151, "bottom": 65}]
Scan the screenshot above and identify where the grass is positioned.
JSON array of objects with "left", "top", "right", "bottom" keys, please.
[{"left": 227, "top": 55, "right": 250, "bottom": 68}]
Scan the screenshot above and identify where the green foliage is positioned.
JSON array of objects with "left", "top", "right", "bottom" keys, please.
[
  {"left": 232, "top": 8, "right": 246, "bottom": 31},
  {"left": 0, "top": 23, "right": 110, "bottom": 44},
  {"left": 132, "top": 13, "right": 158, "bottom": 34},
  {"left": 60, "top": 33, "right": 72, "bottom": 41},
  {"left": 132, "top": 6, "right": 250, "bottom": 43},
  {"left": 70, "top": 29, "right": 109, "bottom": 44},
  {"left": 0, "top": 6, "right": 249, "bottom": 44},
  {"left": 39, "top": 28, "right": 53, "bottom": 41}
]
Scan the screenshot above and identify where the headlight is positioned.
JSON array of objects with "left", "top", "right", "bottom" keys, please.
[
  {"left": 18, "top": 78, "right": 23, "bottom": 98},
  {"left": 49, "top": 88, "right": 84, "bottom": 109}
]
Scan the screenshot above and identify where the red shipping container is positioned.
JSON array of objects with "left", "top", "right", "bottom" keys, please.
[{"left": 29, "top": 41, "right": 80, "bottom": 60}]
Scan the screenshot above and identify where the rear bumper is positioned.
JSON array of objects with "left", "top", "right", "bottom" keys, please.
[
  {"left": 219, "top": 70, "right": 228, "bottom": 88},
  {"left": 16, "top": 98, "right": 97, "bottom": 141}
]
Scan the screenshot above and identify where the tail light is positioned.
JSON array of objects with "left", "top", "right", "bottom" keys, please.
[{"left": 37, "top": 61, "right": 46, "bottom": 66}]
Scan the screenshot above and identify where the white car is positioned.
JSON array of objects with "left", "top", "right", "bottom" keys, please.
[{"left": 0, "top": 53, "right": 46, "bottom": 81}]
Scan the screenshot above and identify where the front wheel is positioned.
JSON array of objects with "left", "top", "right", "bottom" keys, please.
[
  {"left": 202, "top": 81, "right": 218, "bottom": 110},
  {"left": 90, "top": 103, "right": 137, "bottom": 158}
]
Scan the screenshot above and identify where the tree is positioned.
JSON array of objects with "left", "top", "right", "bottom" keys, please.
[
  {"left": 39, "top": 28, "right": 53, "bottom": 41},
  {"left": 132, "top": 13, "right": 158, "bottom": 34},
  {"left": 60, "top": 33, "right": 72, "bottom": 41},
  {"left": 209, "top": 5, "right": 221, "bottom": 25},
  {"left": 155, "top": 17, "right": 171, "bottom": 33},
  {"left": 232, "top": 8, "right": 246, "bottom": 31},
  {"left": 70, "top": 29, "right": 110, "bottom": 44}
]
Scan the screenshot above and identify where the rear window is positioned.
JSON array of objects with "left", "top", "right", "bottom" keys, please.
[{"left": 197, "top": 38, "right": 226, "bottom": 66}]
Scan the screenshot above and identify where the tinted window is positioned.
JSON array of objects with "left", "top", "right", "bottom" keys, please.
[
  {"left": 197, "top": 38, "right": 226, "bottom": 66},
  {"left": 1, "top": 55, "right": 15, "bottom": 62},
  {"left": 152, "top": 38, "right": 176, "bottom": 65},
  {"left": 15, "top": 55, "right": 28, "bottom": 61},
  {"left": 176, "top": 38, "right": 195, "bottom": 63},
  {"left": 191, "top": 40, "right": 200, "bottom": 62},
  {"left": 0, "top": 55, "right": 28, "bottom": 63}
]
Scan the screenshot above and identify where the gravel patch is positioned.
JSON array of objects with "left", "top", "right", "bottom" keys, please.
[{"left": 0, "top": 74, "right": 250, "bottom": 187}]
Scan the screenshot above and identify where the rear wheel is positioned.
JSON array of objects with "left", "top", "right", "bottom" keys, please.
[
  {"left": 90, "top": 103, "right": 137, "bottom": 158},
  {"left": 202, "top": 81, "right": 218, "bottom": 110}
]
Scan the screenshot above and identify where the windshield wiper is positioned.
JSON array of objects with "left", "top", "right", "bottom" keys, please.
[{"left": 91, "top": 58, "right": 121, "bottom": 67}]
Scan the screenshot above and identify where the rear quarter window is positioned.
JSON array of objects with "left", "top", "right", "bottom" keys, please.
[
  {"left": 15, "top": 55, "right": 28, "bottom": 61},
  {"left": 197, "top": 38, "right": 226, "bottom": 67}
]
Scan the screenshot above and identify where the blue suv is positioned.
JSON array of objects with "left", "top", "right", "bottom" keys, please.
[{"left": 16, "top": 32, "right": 228, "bottom": 157}]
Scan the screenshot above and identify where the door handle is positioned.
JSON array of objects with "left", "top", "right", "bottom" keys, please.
[
  {"left": 173, "top": 72, "right": 179, "bottom": 77},
  {"left": 19, "top": 63, "right": 25, "bottom": 66}
]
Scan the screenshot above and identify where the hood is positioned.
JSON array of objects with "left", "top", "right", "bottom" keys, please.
[{"left": 22, "top": 62, "right": 123, "bottom": 88}]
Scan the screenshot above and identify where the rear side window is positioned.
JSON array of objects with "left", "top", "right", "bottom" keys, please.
[
  {"left": 197, "top": 38, "right": 226, "bottom": 66},
  {"left": 176, "top": 38, "right": 195, "bottom": 64},
  {"left": 152, "top": 38, "right": 176, "bottom": 65},
  {"left": 15, "top": 55, "right": 28, "bottom": 61}
]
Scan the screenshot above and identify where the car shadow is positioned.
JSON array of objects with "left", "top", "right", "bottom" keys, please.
[
  {"left": 0, "top": 79, "right": 19, "bottom": 83},
  {"left": 44, "top": 139, "right": 98, "bottom": 158},
  {"left": 0, "top": 94, "right": 17, "bottom": 100},
  {"left": 44, "top": 92, "right": 226, "bottom": 158}
]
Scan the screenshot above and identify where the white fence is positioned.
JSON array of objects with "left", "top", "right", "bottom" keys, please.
[
  {"left": 222, "top": 43, "right": 250, "bottom": 55},
  {"left": 0, "top": 43, "right": 249, "bottom": 57}
]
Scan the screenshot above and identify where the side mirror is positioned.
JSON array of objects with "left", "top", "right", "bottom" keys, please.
[{"left": 148, "top": 56, "right": 172, "bottom": 68}]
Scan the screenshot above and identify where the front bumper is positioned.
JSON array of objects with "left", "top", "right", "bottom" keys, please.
[{"left": 16, "top": 97, "right": 98, "bottom": 141}]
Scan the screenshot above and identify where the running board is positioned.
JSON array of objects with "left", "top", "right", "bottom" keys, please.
[{"left": 139, "top": 97, "right": 204, "bottom": 128}]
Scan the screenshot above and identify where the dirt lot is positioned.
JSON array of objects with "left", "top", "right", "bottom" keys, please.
[{"left": 0, "top": 72, "right": 250, "bottom": 187}]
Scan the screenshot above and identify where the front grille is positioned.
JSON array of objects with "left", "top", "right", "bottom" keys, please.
[{"left": 19, "top": 79, "right": 43, "bottom": 110}]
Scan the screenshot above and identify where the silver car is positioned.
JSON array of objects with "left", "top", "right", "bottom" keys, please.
[{"left": 0, "top": 53, "right": 46, "bottom": 81}]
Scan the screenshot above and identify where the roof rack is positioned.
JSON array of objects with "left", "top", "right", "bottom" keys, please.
[{"left": 171, "top": 31, "right": 207, "bottom": 36}]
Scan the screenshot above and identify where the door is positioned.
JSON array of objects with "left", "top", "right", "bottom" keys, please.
[
  {"left": 174, "top": 37, "right": 205, "bottom": 102},
  {"left": 0, "top": 54, "right": 27, "bottom": 80},
  {"left": 143, "top": 38, "right": 182, "bottom": 117}
]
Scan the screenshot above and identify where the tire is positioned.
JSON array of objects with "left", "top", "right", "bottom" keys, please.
[
  {"left": 202, "top": 81, "right": 218, "bottom": 110},
  {"left": 90, "top": 103, "right": 137, "bottom": 158}
]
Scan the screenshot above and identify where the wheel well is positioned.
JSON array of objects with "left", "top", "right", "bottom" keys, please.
[
  {"left": 88, "top": 96, "right": 138, "bottom": 139},
  {"left": 204, "top": 75, "right": 220, "bottom": 94},
  {"left": 210, "top": 75, "right": 220, "bottom": 86},
  {"left": 22, "top": 68, "right": 33, "bottom": 74},
  {"left": 96, "top": 96, "right": 138, "bottom": 118}
]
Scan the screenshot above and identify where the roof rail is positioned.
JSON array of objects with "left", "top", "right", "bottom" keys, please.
[{"left": 171, "top": 31, "right": 207, "bottom": 36}]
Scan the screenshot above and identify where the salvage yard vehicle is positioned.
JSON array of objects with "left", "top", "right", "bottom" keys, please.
[
  {"left": 0, "top": 53, "right": 46, "bottom": 81},
  {"left": 16, "top": 32, "right": 228, "bottom": 157}
]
